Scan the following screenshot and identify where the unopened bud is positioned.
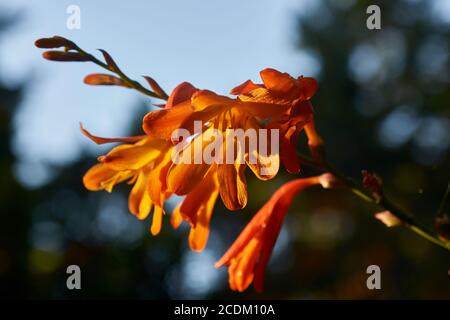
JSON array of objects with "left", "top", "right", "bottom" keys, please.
[
  {"left": 362, "top": 170, "right": 383, "bottom": 201},
  {"left": 375, "top": 211, "right": 402, "bottom": 227},
  {"left": 143, "top": 76, "right": 168, "bottom": 99},
  {"left": 42, "top": 51, "right": 89, "bottom": 62},
  {"left": 318, "top": 173, "right": 343, "bottom": 189},
  {"left": 435, "top": 215, "right": 450, "bottom": 243},
  {"left": 99, "top": 49, "right": 120, "bottom": 72},
  {"left": 35, "top": 36, "right": 75, "bottom": 49},
  {"left": 84, "top": 73, "right": 130, "bottom": 87}
]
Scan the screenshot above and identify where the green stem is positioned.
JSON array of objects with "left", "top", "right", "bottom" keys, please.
[
  {"left": 297, "top": 153, "right": 450, "bottom": 251},
  {"left": 75, "top": 47, "right": 166, "bottom": 100}
]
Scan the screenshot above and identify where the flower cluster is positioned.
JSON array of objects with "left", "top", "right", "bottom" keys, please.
[{"left": 35, "top": 36, "right": 333, "bottom": 292}]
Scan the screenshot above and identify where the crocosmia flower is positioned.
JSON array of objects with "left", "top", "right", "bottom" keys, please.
[
  {"left": 142, "top": 83, "right": 284, "bottom": 211},
  {"left": 215, "top": 174, "right": 334, "bottom": 292},
  {"left": 231, "top": 68, "right": 320, "bottom": 173}
]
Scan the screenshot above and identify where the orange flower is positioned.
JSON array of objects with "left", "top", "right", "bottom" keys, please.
[
  {"left": 142, "top": 83, "right": 283, "bottom": 211},
  {"left": 82, "top": 132, "right": 173, "bottom": 235},
  {"left": 82, "top": 83, "right": 223, "bottom": 250},
  {"left": 170, "top": 169, "right": 219, "bottom": 252},
  {"left": 215, "top": 174, "right": 334, "bottom": 292},
  {"left": 231, "top": 68, "right": 319, "bottom": 173}
]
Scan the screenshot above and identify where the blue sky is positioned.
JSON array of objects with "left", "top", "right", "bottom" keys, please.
[{"left": 0, "top": 0, "right": 323, "bottom": 187}]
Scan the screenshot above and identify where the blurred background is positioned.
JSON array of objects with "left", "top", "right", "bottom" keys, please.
[{"left": 0, "top": 0, "right": 449, "bottom": 299}]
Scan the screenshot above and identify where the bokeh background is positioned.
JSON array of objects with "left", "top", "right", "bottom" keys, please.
[{"left": 1, "top": 0, "right": 449, "bottom": 299}]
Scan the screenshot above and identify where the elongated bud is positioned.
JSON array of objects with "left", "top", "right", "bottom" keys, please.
[
  {"left": 84, "top": 73, "right": 131, "bottom": 87},
  {"left": 318, "top": 173, "right": 343, "bottom": 189},
  {"left": 42, "top": 51, "right": 90, "bottom": 62},
  {"left": 98, "top": 49, "right": 120, "bottom": 72},
  {"left": 35, "top": 36, "right": 75, "bottom": 49},
  {"left": 143, "top": 76, "right": 168, "bottom": 99},
  {"left": 375, "top": 211, "right": 402, "bottom": 227},
  {"left": 362, "top": 170, "right": 383, "bottom": 201},
  {"left": 435, "top": 215, "right": 450, "bottom": 243}
]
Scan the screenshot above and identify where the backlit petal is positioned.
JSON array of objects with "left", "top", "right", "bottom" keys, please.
[
  {"left": 178, "top": 173, "right": 219, "bottom": 251},
  {"left": 260, "top": 68, "right": 295, "bottom": 93},
  {"left": 165, "top": 82, "right": 197, "bottom": 109},
  {"left": 167, "top": 132, "right": 213, "bottom": 195},
  {"left": 83, "top": 163, "right": 120, "bottom": 191},
  {"left": 150, "top": 205, "right": 164, "bottom": 236},
  {"left": 101, "top": 138, "right": 167, "bottom": 171},
  {"left": 142, "top": 101, "right": 194, "bottom": 139},
  {"left": 128, "top": 170, "right": 152, "bottom": 220},
  {"left": 218, "top": 162, "right": 247, "bottom": 211},
  {"left": 229, "top": 79, "right": 261, "bottom": 95},
  {"left": 298, "top": 76, "right": 318, "bottom": 100}
]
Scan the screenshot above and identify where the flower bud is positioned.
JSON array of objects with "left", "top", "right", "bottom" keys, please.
[
  {"left": 99, "top": 49, "right": 120, "bottom": 72},
  {"left": 84, "top": 73, "right": 130, "bottom": 87},
  {"left": 375, "top": 211, "right": 402, "bottom": 227},
  {"left": 362, "top": 170, "right": 383, "bottom": 201},
  {"left": 143, "top": 76, "right": 168, "bottom": 99},
  {"left": 35, "top": 36, "right": 75, "bottom": 49},
  {"left": 42, "top": 51, "right": 90, "bottom": 62},
  {"left": 435, "top": 215, "right": 450, "bottom": 243},
  {"left": 318, "top": 173, "right": 343, "bottom": 189}
]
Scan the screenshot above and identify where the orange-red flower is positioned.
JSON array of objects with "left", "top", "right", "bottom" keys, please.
[
  {"left": 231, "top": 68, "right": 319, "bottom": 173},
  {"left": 171, "top": 170, "right": 219, "bottom": 251},
  {"left": 81, "top": 66, "right": 324, "bottom": 262},
  {"left": 142, "top": 83, "right": 283, "bottom": 212},
  {"left": 82, "top": 82, "right": 223, "bottom": 250},
  {"left": 82, "top": 133, "right": 173, "bottom": 235},
  {"left": 215, "top": 174, "right": 334, "bottom": 292}
]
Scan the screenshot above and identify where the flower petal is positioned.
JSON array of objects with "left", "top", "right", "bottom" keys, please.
[
  {"left": 191, "top": 90, "right": 232, "bottom": 111},
  {"left": 186, "top": 175, "right": 219, "bottom": 251},
  {"left": 298, "top": 76, "right": 318, "bottom": 100},
  {"left": 101, "top": 138, "right": 167, "bottom": 171},
  {"left": 254, "top": 206, "right": 285, "bottom": 292},
  {"left": 218, "top": 162, "right": 248, "bottom": 211},
  {"left": 240, "top": 100, "right": 291, "bottom": 119},
  {"left": 128, "top": 170, "right": 152, "bottom": 220},
  {"left": 228, "top": 238, "right": 261, "bottom": 292},
  {"left": 243, "top": 118, "right": 280, "bottom": 180},
  {"left": 230, "top": 79, "right": 261, "bottom": 95},
  {"left": 171, "top": 206, "right": 183, "bottom": 229},
  {"left": 83, "top": 163, "right": 120, "bottom": 191},
  {"left": 165, "top": 82, "right": 197, "bottom": 108},
  {"left": 280, "top": 130, "right": 301, "bottom": 174},
  {"left": 150, "top": 205, "right": 164, "bottom": 236},
  {"left": 147, "top": 149, "right": 173, "bottom": 206},
  {"left": 167, "top": 132, "right": 213, "bottom": 195},
  {"left": 80, "top": 123, "right": 145, "bottom": 145},
  {"left": 142, "top": 101, "right": 194, "bottom": 139},
  {"left": 260, "top": 68, "right": 295, "bottom": 93}
]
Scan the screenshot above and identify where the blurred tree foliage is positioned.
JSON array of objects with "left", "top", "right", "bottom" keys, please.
[
  {"left": 1, "top": 0, "right": 449, "bottom": 299},
  {"left": 0, "top": 12, "right": 29, "bottom": 297}
]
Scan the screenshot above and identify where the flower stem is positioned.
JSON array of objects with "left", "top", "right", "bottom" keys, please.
[
  {"left": 296, "top": 153, "right": 450, "bottom": 251},
  {"left": 73, "top": 45, "right": 166, "bottom": 100}
]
